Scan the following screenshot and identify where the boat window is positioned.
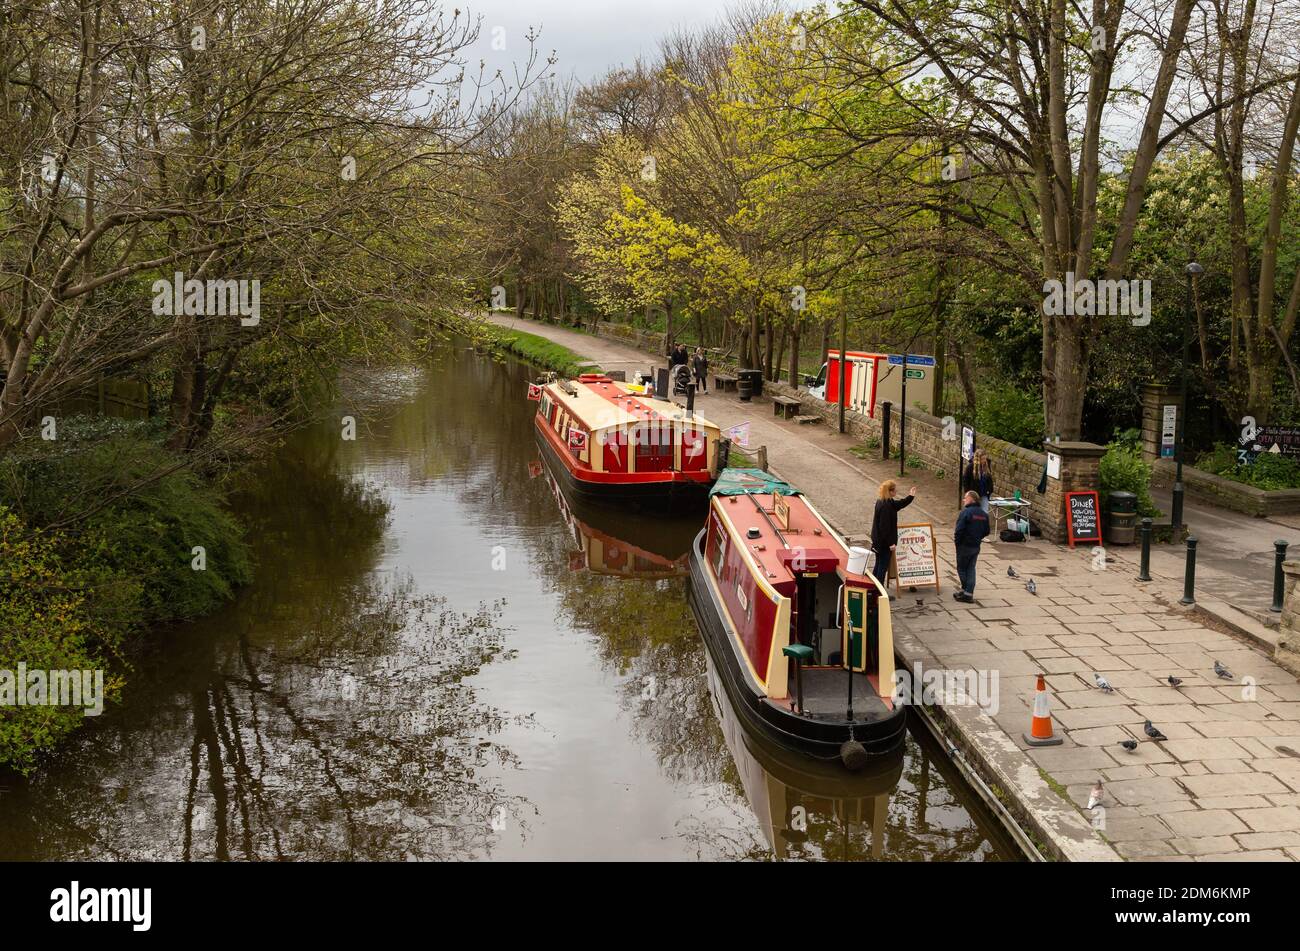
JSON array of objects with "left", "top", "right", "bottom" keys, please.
[{"left": 712, "top": 522, "right": 726, "bottom": 575}]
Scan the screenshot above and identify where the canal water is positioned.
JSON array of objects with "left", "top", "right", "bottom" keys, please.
[{"left": 0, "top": 343, "right": 1015, "bottom": 861}]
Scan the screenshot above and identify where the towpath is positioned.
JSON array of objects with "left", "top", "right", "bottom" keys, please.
[{"left": 485, "top": 311, "right": 1300, "bottom": 862}]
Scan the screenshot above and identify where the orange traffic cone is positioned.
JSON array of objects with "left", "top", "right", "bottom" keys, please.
[{"left": 1023, "top": 673, "right": 1063, "bottom": 747}]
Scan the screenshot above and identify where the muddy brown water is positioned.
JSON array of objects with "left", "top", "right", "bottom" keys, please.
[{"left": 0, "top": 344, "right": 1016, "bottom": 861}]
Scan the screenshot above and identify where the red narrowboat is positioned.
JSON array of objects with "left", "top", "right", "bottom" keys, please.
[
  {"left": 531, "top": 374, "right": 723, "bottom": 509},
  {"left": 688, "top": 469, "right": 906, "bottom": 768}
]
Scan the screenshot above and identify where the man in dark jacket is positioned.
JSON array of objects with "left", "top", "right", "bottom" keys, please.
[
  {"left": 953, "top": 490, "right": 990, "bottom": 602},
  {"left": 870, "top": 481, "right": 916, "bottom": 597}
]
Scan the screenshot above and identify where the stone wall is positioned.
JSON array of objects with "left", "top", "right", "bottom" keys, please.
[
  {"left": 1139, "top": 383, "right": 1180, "bottom": 462},
  {"left": 1139, "top": 380, "right": 1300, "bottom": 517},
  {"left": 1277, "top": 561, "right": 1300, "bottom": 678},
  {"left": 1150, "top": 459, "right": 1300, "bottom": 518},
  {"left": 751, "top": 379, "right": 1063, "bottom": 539}
]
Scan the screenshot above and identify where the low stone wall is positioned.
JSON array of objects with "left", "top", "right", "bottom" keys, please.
[
  {"left": 591, "top": 321, "right": 668, "bottom": 357},
  {"left": 1151, "top": 459, "right": 1300, "bottom": 518},
  {"left": 751, "top": 381, "right": 1059, "bottom": 539},
  {"left": 1277, "top": 561, "right": 1300, "bottom": 678}
]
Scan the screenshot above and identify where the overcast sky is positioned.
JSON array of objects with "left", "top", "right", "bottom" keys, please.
[{"left": 459, "top": 0, "right": 750, "bottom": 85}]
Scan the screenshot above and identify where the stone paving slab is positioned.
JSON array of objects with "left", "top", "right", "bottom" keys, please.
[{"left": 488, "top": 312, "right": 1300, "bottom": 862}]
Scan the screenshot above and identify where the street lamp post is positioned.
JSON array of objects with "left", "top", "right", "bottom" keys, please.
[{"left": 1171, "top": 261, "right": 1203, "bottom": 532}]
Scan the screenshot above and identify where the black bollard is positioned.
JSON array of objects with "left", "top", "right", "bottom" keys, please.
[
  {"left": 1137, "top": 518, "right": 1153, "bottom": 582},
  {"left": 880, "top": 402, "right": 892, "bottom": 460},
  {"left": 1180, "top": 535, "right": 1198, "bottom": 605},
  {"left": 1272, "top": 540, "right": 1290, "bottom": 613}
]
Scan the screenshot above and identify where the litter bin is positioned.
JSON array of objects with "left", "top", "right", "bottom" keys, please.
[
  {"left": 737, "top": 369, "right": 764, "bottom": 398},
  {"left": 737, "top": 375, "right": 753, "bottom": 401},
  {"left": 1107, "top": 491, "right": 1137, "bottom": 545}
]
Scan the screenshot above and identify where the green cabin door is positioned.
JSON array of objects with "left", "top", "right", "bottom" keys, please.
[{"left": 842, "top": 586, "right": 867, "bottom": 673}]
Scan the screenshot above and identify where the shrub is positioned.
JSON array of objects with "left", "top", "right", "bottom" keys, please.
[
  {"left": 0, "top": 506, "right": 124, "bottom": 774},
  {"left": 975, "top": 383, "right": 1045, "bottom": 449},
  {"left": 1099, "top": 441, "right": 1160, "bottom": 517},
  {"left": 1196, "top": 442, "right": 1300, "bottom": 490}
]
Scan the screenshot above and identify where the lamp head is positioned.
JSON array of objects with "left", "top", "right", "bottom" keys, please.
[{"left": 1186, "top": 262, "right": 1204, "bottom": 275}]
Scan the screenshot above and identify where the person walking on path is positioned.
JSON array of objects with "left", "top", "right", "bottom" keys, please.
[
  {"left": 953, "top": 490, "right": 990, "bottom": 603},
  {"left": 692, "top": 347, "right": 709, "bottom": 393},
  {"left": 870, "top": 480, "right": 916, "bottom": 597},
  {"left": 963, "top": 449, "right": 994, "bottom": 513}
]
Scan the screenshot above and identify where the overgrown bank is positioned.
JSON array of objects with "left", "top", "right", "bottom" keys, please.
[
  {"left": 0, "top": 417, "right": 253, "bottom": 775},
  {"left": 442, "top": 313, "right": 600, "bottom": 377}
]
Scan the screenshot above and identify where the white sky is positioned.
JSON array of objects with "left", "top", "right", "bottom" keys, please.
[{"left": 458, "top": 0, "right": 751, "bottom": 85}]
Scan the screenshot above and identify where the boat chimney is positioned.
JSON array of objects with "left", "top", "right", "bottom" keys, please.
[{"left": 686, "top": 381, "right": 695, "bottom": 415}]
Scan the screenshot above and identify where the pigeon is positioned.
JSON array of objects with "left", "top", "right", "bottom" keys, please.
[
  {"left": 1087, "top": 780, "right": 1104, "bottom": 810},
  {"left": 1119, "top": 739, "right": 1138, "bottom": 753},
  {"left": 1007, "top": 565, "right": 1019, "bottom": 579},
  {"left": 1025, "top": 578, "right": 1037, "bottom": 595},
  {"left": 1166, "top": 675, "right": 1183, "bottom": 687},
  {"left": 1213, "top": 660, "right": 1234, "bottom": 680},
  {"left": 1144, "top": 719, "right": 1169, "bottom": 741},
  {"left": 1094, "top": 673, "right": 1113, "bottom": 693}
]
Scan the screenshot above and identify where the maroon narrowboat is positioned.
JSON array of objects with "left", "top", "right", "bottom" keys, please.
[
  {"left": 530, "top": 374, "right": 723, "bottom": 509},
  {"left": 688, "top": 469, "right": 906, "bottom": 768}
]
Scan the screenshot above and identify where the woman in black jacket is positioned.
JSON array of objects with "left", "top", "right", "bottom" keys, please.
[
  {"left": 870, "top": 480, "right": 917, "bottom": 594},
  {"left": 962, "top": 450, "right": 994, "bottom": 512}
]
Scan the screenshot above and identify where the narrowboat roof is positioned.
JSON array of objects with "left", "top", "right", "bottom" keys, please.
[
  {"left": 711, "top": 488, "right": 852, "bottom": 586},
  {"left": 543, "top": 376, "right": 720, "bottom": 433}
]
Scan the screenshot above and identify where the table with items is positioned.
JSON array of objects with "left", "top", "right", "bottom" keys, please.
[{"left": 987, "top": 497, "right": 1032, "bottom": 537}]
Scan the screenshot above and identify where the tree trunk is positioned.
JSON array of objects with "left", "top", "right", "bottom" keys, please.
[
  {"left": 763, "top": 311, "right": 774, "bottom": 378},
  {"left": 789, "top": 320, "right": 801, "bottom": 388},
  {"left": 955, "top": 344, "right": 977, "bottom": 414}
]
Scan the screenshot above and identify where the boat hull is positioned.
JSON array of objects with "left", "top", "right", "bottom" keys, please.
[
  {"left": 688, "top": 529, "right": 906, "bottom": 765},
  {"left": 534, "top": 416, "right": 712, "bottom": 510}
]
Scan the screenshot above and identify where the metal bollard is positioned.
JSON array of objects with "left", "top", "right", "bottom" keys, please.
[
  {"left": 1137, "top": 518, "right": 1153, "bottom": 582},
  {"left": 1272, "top": 540, "right": 1290, "bottom": 613},
  {"left": 1180, "top": 535, "right": 1198, "bottom": 605}
]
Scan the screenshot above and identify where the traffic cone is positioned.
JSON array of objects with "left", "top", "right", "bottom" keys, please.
[{"left": 1023, "top": 673, "right": 1063, "bottom": 747}]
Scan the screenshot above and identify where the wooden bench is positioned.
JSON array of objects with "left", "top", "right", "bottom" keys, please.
[
  {"left": 714, "top": 373, "right": 738, "bottom": 392},
  {"left": 772, "top": 395, "right": 801, "bottom": 420}
]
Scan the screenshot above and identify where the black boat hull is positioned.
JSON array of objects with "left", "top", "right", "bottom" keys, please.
[{"left": 688, "top": 528, "right": 906, "bottom": 766}]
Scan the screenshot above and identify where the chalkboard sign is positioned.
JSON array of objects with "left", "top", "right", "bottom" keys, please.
[{"left": 1065, "top": 491, "right": 1101, "bottom": 548}]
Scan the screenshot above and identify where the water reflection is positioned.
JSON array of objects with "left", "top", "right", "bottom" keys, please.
[{"left": 540, "top": 462, "right": 692, "bottom": 579}]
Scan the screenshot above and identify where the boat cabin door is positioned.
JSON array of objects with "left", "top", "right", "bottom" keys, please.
[{"left": 840, "top": 584, "right": 880, "bottom": 675}]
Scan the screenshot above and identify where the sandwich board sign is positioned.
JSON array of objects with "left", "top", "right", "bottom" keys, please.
[
  {"left": 1065, "top": 491, "right": 1102, "bottom": 548},
  {"left": 893, "top": 523, "right": 939, "bottom": 594}
]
